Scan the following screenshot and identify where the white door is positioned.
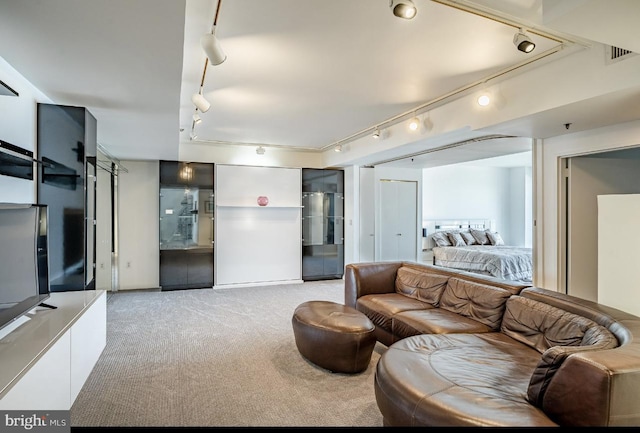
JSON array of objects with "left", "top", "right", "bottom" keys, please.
[{"left": 379, "top": 180, "right": 417, "bottom": 261}]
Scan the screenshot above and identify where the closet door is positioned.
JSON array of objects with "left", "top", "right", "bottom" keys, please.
[{"left": 379, "top": 180, "right": 417, "bottom": 262}]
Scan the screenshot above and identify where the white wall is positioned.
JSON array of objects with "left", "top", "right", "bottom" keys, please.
[
  {"left": 0, "top": 55, "right": 51, "bottom": 204},
  {"left": 117, "top": 160, "right": 159, "bottom": 290},
  {"left": 508, "top": 167, "right": 533, "bottom": 248},
  {"left": 422, "top": 165, "right": 525, "bottom": 245}
]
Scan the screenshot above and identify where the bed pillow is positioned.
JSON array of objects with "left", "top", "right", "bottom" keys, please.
[
  {"left": 487, "top": 230, "right": 505, "bottom": 246},
  {"left": 461, "top": 231, "right": 476, "bottom": 245},
  {"left": 470, "top": 228, "right": 490, "bottom": 245},
  {"left": 432, "top": 231, "right": 452, "bottom": 247},
  {"left": 447, "top": 231, "right": 466, "bottom": 246}
]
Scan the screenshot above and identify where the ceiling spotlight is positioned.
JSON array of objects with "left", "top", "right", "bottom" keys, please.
[
  {"left": 256, "top": 146, "right": 266, "bottom": 155},
  {"left": 189, "top": 132, "right": 197, "bottom": 140},
  {"left": 192, "top": 92, "right": 210, "bottom": 112},
  {"left": 335, "top": 144, "right": 343, "bottom": 152},
  {"left": 477, "top": 94, "right": 491, "bottom": 106},
  {"left": 193, "top": 113, "right": 202, "bottom": 124},
  {"left": 201, "top": 32, "right": 227, "bottom": 66},
  {"left": 390, "top": 0, "right": 417, "bottom": 20},
  {"left": 373, "top": 128, "right": 381, "bottom": 139},
  {"left": 408, "top": 116, "right": 420, "bottom": 131},
  {"left": 513, "top": 28, "right": 535, "bottom": 53}
]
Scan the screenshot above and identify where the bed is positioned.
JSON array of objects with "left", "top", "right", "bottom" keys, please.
[
  {"left": 424, "top": 219, "right": 532, "bottom": 282},
  {"left": 432, "top": 245, "right": 532, "bottom": 282}
]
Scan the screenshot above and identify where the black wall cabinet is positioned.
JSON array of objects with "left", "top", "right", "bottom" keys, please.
[
  {"left": 302, "top": 168, "right": 344, "bottom": 280},
  {"left": 159, "top": 161, "right": 214, "bottom": 290},
  {"left": 37, "top": 103, "right": 97, "bottom": 292}
]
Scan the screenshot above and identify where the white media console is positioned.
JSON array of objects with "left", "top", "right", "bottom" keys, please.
[{"left": 0, "top": 290, "right": 106, "bottom": 410}]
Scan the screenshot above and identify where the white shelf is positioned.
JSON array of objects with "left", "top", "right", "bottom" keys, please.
[{"left": 216, "top": 205, "right": 302, "bottom": 208}]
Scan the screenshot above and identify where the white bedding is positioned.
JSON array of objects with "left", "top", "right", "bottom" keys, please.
[{"left": 432, "top": 245, "right": 532, "bottom": 282}]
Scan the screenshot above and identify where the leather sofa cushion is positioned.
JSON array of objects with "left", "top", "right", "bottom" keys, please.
[
  {"left": 356, "top": 293, "right": 432, "bottom": 334},
  {"left": 374, "top": 333, "right": 557, "bottom": 426},
  {"left": 438, "top": 277, "right": 513, "bottom": 330},
  {"left": 500, "top": 296, "right": 619, "bottom": 408},
  {"left": 501, "top": 296, "right": 617, "bottom": 353},
  {"left": 394, "top": 266, "right": 449, "bottom": 306},
  {"left": 392, "top": 308, "right": 493, "bottom": 340}
]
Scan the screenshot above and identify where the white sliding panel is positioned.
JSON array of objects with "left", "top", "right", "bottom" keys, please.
[{"left": 215, "top": 165, "right": 302, "bottom": 286}]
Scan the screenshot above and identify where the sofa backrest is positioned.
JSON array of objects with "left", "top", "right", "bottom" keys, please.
[
  {"left": 438, "top": 277, "right": 514, "bottom": 330},
  {"left": 501, "top": 295, "right": 618, "bottom": 413},
  {"left": 395, "top": 266, "right": 449, "bottom": 306},
  {"left": 516, "top": 287, "right": 640, "bottom": 426},
  {"left": 401, "top": 262, "right": 529, "bottom": 295}
]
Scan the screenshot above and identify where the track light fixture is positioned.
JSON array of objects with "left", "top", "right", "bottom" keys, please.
[
  {"left": 390, "top": 0, "right": 417, "bottom": 20},
  {"left": 190, "top": 1, "right": 223, "bottom": 118},
  {"left": 335, "top": 144, "right": 343, "bottom": 152},
  {"left": 373, "top": 127, "right": 381, "bottom": 139},
  {"left": 192, "top": 91, "right": 210, "bottom": 112},
  {"left": 193, "top": 113, "right": 202, "bottom": 124},
  {"left": 256, "top": 146, "right": 265, "bottom": 155},
  {"left": 201, "top": 0, "right": 226, "bottom": 65},
  {"left": 513, "top": 28, "right": 535, "bottom": 53},
  {"left": 189, "top": 132, "right": 198, "bottom": 140},
  {"left": 201, "top": 31, "right": 226, "bottom": 66}
]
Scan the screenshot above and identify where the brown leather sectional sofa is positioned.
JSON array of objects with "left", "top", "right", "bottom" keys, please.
[{"left": 344, "top": 261, "right": 640, "bottom": 427}]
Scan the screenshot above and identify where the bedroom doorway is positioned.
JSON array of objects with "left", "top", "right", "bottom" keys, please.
[{"left": 560, "top": 147, "right": 640, "bottom": 301}]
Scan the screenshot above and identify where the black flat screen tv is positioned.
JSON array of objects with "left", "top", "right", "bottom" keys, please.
[{"left": 0, "top": 203, "right": 50, "bottom": 333}]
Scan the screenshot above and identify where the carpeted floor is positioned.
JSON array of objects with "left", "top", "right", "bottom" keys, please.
[{"left": 70, "top": 280, "right": 386, "bottom": 427}]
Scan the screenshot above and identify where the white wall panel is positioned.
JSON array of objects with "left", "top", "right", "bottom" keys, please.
[
  {"left": 598, "top": 194, "right": 640, "bottom": 316},
  {"left": 117, "top": 160, "right": 159, "bottom": 290},
  {"left": 215, "top": 165, "right": 301, "bottom": 286}
]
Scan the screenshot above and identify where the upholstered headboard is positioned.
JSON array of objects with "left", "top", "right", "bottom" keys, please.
[{"left": 423, "top": 219, "right": 494, "bottom": 249}]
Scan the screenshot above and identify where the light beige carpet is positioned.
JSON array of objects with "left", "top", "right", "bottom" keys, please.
[{"left": 70, "top": 280, "right": 385, "bottom": 427}]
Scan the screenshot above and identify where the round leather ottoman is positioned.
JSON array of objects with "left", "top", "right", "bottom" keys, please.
[{"left": 292, "top": 300, "right": 376, "bottom": 374}]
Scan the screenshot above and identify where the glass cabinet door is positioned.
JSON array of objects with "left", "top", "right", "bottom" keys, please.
[
  {"left": 302, "top": 168, "right": 344, "bottom": 280},
  {"left": 159, "top": 161, "right": 214, "bottom": 290},
  {"left": 160, "top": 187, "right": 214, "bottom": 250}
]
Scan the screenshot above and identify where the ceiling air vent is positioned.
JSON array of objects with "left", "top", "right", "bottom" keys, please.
[{"left": 606, "top": 45, "right": 636, "bottom": 65}]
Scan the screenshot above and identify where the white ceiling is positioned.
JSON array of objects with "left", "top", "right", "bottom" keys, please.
[{"left": 0, "top": 0, "right": 639, "bottom": 168}]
